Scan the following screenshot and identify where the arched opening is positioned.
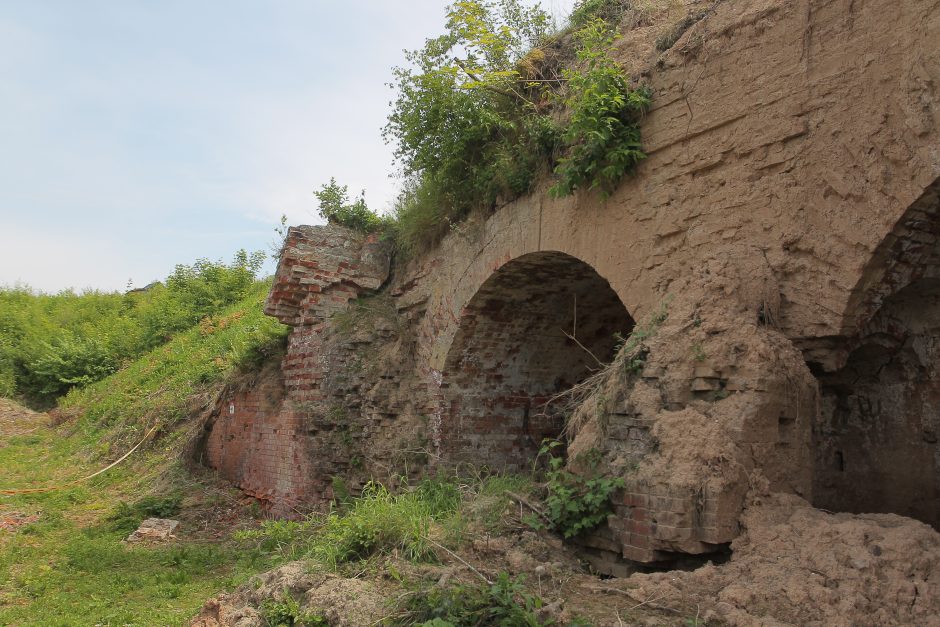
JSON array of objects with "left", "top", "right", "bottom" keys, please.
[
  {"left": 438, "top": 251, "right": 635, "bottom": 470},
  {"left": 812, "top": 179, "right": 940, "bottom": 528}
]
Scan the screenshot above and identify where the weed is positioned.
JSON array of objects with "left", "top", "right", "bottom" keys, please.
[
  {"left": 396, "top": 572, "right": 550, "bottom": 626},
  {"left": 314, "top": 178, "right": 390, "bottom": 235},
  {"left": 691, "top": 343, "right": 706, "bottom": 362},
  {"left": 531, "top": 440, "right": 624, "bottom": 538},
  {"left": 569, "top": 0, "right": 631, "bottom": 27},
  {"left": 260, "top": 592, "right": 329, "bottom": 626},
  {"left": 550, "top": 18, "right": 651, "bottom": 197}
]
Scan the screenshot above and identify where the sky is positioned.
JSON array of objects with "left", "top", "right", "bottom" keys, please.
[{"left": 0, "top": 0, "right": 576, "bottom": 293}]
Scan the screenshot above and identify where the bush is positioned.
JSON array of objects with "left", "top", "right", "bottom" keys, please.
[
  {"left": 382, "top": 1, "right": 652, "bottom": 253},
  {"left": 314, "top": 178, "right": 388, "bottom": 234},
  {"left": 384, "top": 0, "right": 558, "bottom": 243},
  {"left": 534, "top": 441, "right": 623, "bottom": 538},
  {"left": 0, "top": 249, "right": 269, "bottom": 404},
  {"left": 139, "top": 249, "right": 267, "bottom": 348},
  {"left": 551, "top": 18, "right": 651, "bottom": 197}
]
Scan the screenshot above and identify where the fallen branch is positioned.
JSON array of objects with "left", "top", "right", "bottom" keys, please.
[
  {"left": 507, "top": 491, "right": 553, "bottom": 526},
  {"left": 425, "top": 537, "right": 492, "bottom": 585}
]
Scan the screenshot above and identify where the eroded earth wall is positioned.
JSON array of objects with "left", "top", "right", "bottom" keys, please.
[{"left": 203, "top": 0, "right": 940, "bottom": 564}]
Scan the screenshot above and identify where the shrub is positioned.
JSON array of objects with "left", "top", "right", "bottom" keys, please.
[
  {"left": 314, "top": 178, "right": 387, "bottom": 234},
  {"left": 0, "top": 248, "right": 270, "bottom": 405},
  {"left": 384, "top": 0, "right": 558, "bottom": 239},
  {"left": 382, "top": 2, "right": 652, "bottom": 254},
  {"left": 533, "top": 440, "right": 623, "bottom": 538},
  {"left": 551, "top": 18, "right": 651, "bottom": 197},
  {"left": 25, "top": 329, "right": 120, "bottom": 398},
  {"left": 139, "top": 249, "right": 266, "bottom": 348}
]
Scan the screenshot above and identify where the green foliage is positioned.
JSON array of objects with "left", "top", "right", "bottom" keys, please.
[
  {"left": 311, "top": 478, "right": 460, "bottom": 567},
  {"left": 238, "top": 475, "right": 462, "bottom": 569},
  {"left": 260, "top": 592, "right": 329, "bottom": 626},
  {"left": 0, "top": 287, "right": 144, "bottom": 404},
  {"left": 568, "top": 0, "right": 630, "bottom": 27},
  {"left": 399, "top": 572, "right": 550, "bottom": 626},
  {"left": 384, "top": 0, "right": 559, "bottom": 253},
  {"left": 140, "top": 249, "right": 267, "bottom": 348},
  {"left": 25, "top": 329, "right": 121, "bottom": 398},
  {"left": 381, "top": 1, "right": 653, "bottom": 253},
  {"left": 237, "top": 473, "right": 535, "bottom": 577},
  {"left": 314, "top": 178, "right": 388, "bottom": 234},
  {"left": 0, "top": 249, "right": 268, "bottom": 404},
  {"left": 533, "top": 440, "right": 624, "bottom": 538},
  {"left": 551, "top": 19, "right": 651, "bottom": 197},
  {"left": 61, "top": 281, "right": 288, "bottom": 437}
]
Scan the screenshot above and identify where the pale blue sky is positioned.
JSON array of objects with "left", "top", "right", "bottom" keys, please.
[{"left": 0, "top": 1, "right": 574, "bottom": 292}]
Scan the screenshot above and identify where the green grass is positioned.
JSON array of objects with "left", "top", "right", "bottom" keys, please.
[
  {"left": 0, "top": 425, "right": 282, "bottom": 625},
  {"left": 0, "top": 283, "right": 291, "bottom": 625},
  {"left": 238, "top": 473, "right": 535, "bottom": 575},
  {"left": 58, "top": 281, "right": 288, "bottom": 452}
]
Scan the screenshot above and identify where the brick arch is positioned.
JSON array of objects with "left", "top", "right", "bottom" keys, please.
[
  {"left": 811, "top": 177, "right": 940, "bottom": 528},
  {"left": 839, "top": 177, "right": 940, "bottom": 336},
  {"left": 434, "top": 250, "right": 635, "bottom": 469}
]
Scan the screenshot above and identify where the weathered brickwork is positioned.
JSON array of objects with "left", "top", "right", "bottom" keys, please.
[
  {"left": 438, "top": 251, "right": 635, "bottom": 470},
  {"left": 200, "top": 0, "right": 940, "bottom": 566},
  {"left": 203, "top": 227, "right": 401, "bottom": 513}
]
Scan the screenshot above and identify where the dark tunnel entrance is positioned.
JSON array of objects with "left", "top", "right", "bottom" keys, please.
[
  {"left": 438, "top": 251, "right": 635, "bottom": 471},
  {"left": 814, "top": 279, "right": 940, "bottom": 527},
  {"left": 812, "top": 179, "right": 940, "bottom": 528}
]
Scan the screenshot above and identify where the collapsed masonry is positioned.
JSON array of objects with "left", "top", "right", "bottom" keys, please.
[{"left": 201, "top": 0, "right": 940, "bottom": 570}]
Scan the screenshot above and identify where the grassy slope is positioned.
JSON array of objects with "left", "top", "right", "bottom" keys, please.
[{"left": 0, "top": 283, "right": 288, "bottom": 626}]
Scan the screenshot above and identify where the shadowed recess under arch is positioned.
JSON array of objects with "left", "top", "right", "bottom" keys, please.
[{"left": 437, "top": 251, "right": 635, "bottom": 470}]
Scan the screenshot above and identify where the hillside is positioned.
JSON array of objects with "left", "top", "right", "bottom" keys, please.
[{"left": 0, "top": 283, "right": 290, "bottom": 624}]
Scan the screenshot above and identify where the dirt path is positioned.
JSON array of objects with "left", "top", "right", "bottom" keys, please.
[{"left": 0, "top": 398, "right": 46, "bottom": 438}]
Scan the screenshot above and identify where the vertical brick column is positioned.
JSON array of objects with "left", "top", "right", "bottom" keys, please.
[{"left": 203, "top": 225, "right": 391, "bottom": 514}]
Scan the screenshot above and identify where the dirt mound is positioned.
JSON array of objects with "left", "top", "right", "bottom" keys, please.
[
  {"left": 623, "top": 493, "right": 940, "bottom": 626},
  {"left": 191, "top": 562, "right": 387, "bottom": 627}
]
